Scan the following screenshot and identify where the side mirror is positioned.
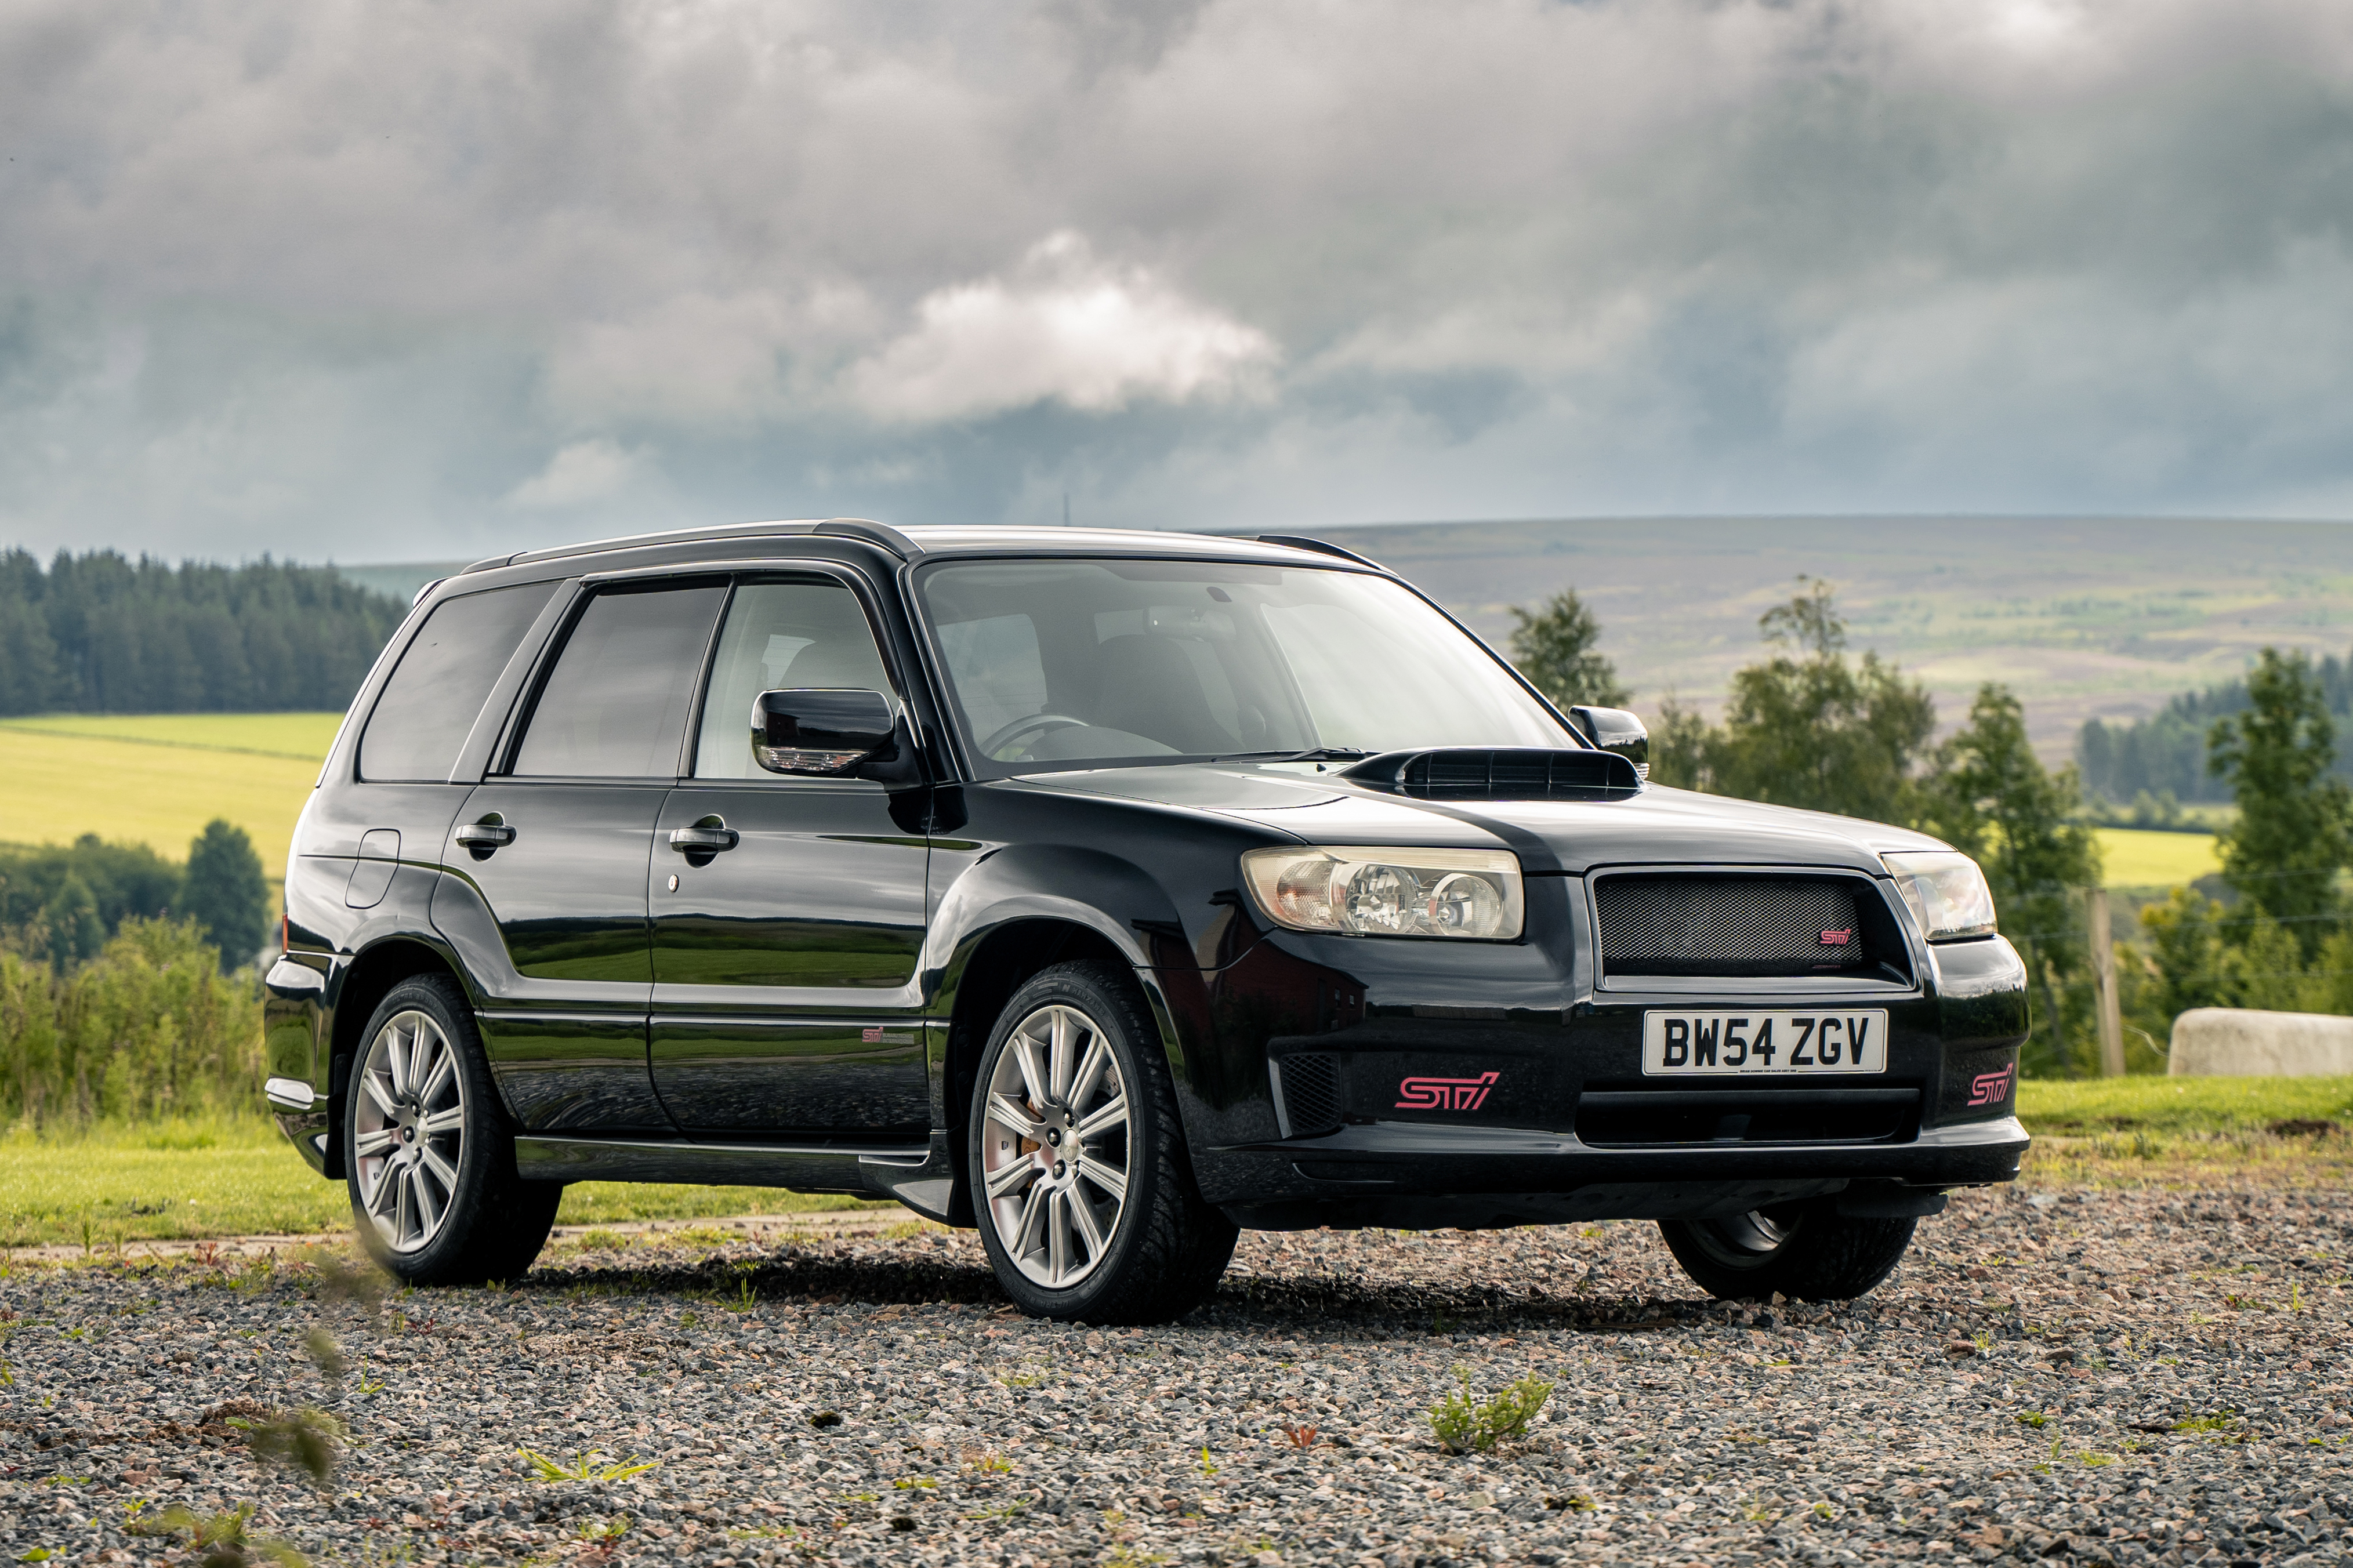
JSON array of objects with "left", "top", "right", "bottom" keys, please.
[
  {"left": 752, "top": 689, "right": 901, "bottom": 777},
  {"left": 1568, "top": 705, "right": 1649, "bottom": 781}
]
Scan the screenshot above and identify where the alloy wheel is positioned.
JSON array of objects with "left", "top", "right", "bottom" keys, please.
[
  {"left": 979, "top": 1003, "right": 1133, "bottom": 1288},
  {"left": 352, "top": 1008, "right": 468, "bottom": 1254}
]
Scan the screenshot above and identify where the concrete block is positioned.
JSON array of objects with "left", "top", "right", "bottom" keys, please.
[{"left": 2168, "top": 1007, "right": 2353, "bottom": 1077}]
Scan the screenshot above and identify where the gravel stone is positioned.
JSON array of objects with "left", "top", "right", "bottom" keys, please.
[{"left": 3, "top": 1180, "right": 2350, "bottom": 1565}]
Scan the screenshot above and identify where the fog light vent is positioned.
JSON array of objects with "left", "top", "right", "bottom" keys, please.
[{"left": 1276, "top": 1054, "right": 1342, "bottom": 1138}]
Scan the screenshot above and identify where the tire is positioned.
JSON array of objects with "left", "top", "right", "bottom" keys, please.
[
  {"left": 343, "top": 974, "right": 559, "bottom": 1286},
  {"left": 1658, "top": 1200, "right": 1916, "bottom": 1302},
  {"left": 967, "top": 961, "right": 1238, "bottom": 1323}
]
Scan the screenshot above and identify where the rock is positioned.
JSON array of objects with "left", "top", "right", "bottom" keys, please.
[{"left": 2169, "top": 1007, "right": 2353, "bottom": 1075}]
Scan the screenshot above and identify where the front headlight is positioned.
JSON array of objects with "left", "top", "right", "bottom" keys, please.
[
  {"left": 1883, "top": 851, "right": 1997, "bottom": 941},
  {"left": 1241, "top": 846, "right": 1524, "bottom": 940}
]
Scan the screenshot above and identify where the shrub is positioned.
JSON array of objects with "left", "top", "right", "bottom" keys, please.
[{"left": 0, "top": 916, "right": 263, "bottom": 1126}]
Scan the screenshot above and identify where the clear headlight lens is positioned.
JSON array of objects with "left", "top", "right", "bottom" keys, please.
[
  {"left": 1883, "top": 851, "right": 1997, "bottom": 941},
  {"left": 1242, "top": 846, "right": 1524, "bottom": 940}
]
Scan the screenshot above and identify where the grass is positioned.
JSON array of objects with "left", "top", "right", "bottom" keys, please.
[
  {"left": 2093, "top": 827, "right": 2222, "bottom": 889},
  {"left": 0, "top": 713, "right": 341, "bottom": 887},
  {"left": 0, "top": 1117, "right": 878, "bottom": 1249},
  {"left": 2017, "top": 1075, "right": 2353, "bottom": 1135}
]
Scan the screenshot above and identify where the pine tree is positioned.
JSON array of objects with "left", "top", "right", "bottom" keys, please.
[
  {"left": 2208, "top": 648, "right": 2351, "bottom": 943},
  {"left": 177, "top": 820, "right": 270, "bottom": 972},
  {"left": 1506, "top": 588, "right": 1630, "bottom": 710}
]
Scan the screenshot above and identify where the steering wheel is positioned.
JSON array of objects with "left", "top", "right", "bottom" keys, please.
[{"left": 978, "top": 713, "right": 1091, "bottom": 760}]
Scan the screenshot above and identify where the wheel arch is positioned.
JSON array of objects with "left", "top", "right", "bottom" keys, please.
[{"left": 322, "top": 936, "right": 470, "bottom": 1179}]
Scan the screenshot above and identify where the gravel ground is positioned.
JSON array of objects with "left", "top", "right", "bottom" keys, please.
[{"left": 3, "top": 1179, "right": 2351, "bottom": 1567}]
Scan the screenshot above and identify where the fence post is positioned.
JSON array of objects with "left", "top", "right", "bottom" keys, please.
[{"left": 2087, "top": 886, "right": 2125, "bottom": 1076}]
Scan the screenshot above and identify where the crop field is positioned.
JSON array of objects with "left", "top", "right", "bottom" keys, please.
[
  {"left": 0, "top": 712, "right": 340, "bottom": 884},
  {"left": 2093, "top": 826, "right": 2221, "bottom": 888}
]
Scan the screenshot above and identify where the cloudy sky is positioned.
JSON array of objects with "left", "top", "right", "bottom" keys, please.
[{"left": 5, "top": 0, "right": 2352, "bottom": 564}]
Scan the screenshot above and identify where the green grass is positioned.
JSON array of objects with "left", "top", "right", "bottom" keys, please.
[
  {"left": 2018, "top": 1075, "right": 2353, "bottom": 1135},
  {"left": 2094, "top": 827, "right": 2222, "bottom": 889},
  {"left": 0, "top": 713, "right": 340, "bottom": 888},
  {"left": 0, "top": 1118, "right": 879, "bottom": 1250}
]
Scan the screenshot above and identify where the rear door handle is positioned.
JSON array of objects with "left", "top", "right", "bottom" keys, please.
[
  {"left": 668, "top": 823, "right": 740, "bottom": 855},
  {"left": 455, "top": 819, "right": 516, "bottom": 858}
]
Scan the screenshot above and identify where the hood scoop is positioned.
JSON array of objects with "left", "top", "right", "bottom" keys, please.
[{"left": 1342, "top": 747, "right": 1642, "bottom": 802}]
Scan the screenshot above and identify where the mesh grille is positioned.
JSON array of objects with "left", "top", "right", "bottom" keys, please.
[
  {"left": 1596, "top": 875, "right": 1872, "bottom": 978},
  {"left": 1277, "top": 1055, "right": 1342, "bottom": 1137}
]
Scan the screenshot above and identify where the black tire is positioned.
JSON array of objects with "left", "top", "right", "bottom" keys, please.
[
  {"left": 966, "top": 961, "right": 1238, "bottom": 1323},
  {"left": 343, "top": 974, "right": 559, "bottom": 1286},
  {"left": 1658, "top": 1200, "right": 1916, "bottom": 1302}
]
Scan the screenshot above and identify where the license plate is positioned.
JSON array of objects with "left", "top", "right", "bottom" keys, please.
[{"left": 1641, "top": 1010, "right": 1888, "bottom": 1076}]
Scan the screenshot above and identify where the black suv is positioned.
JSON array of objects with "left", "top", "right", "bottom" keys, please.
[{"left": 263, "top": 520, "right": 2028, "bottom": 1322}]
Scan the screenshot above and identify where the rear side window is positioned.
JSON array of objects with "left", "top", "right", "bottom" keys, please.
[
  {"left": 359, "top": 582, "right": 558, "bottom": 782},
  {"left": 512, "top": 582, "right": 726, "bottom": 778}
]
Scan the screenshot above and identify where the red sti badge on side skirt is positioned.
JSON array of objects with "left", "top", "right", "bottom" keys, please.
[
  {"left": 1395, "top": 1072, "right": 1500, "bottom": 1112},
  {"left": 1819, "top": 928, "right": 1854, "bottom": 946}
]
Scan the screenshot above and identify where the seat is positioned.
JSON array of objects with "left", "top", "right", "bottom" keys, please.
[{"left": 1091, "top": 636, "right": 1235, "bottom": 754}]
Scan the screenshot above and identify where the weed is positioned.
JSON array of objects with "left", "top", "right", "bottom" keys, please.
[
  {"left": 1973, "top": 1330, "right": 1993, "bottom": 1351},
  {"left": 964, "top": 1501, "right": 1028, "bottom": 1522},
  {"left": 302, "top": 1327, "right": 347, "bottom": 1382},
  {"left": 227, "top": 1408, "right": 347, "bottom": 1489},
  {"left": 577, "top": 1229, "right": 632, "bottom": 1251},
  {"left": 1427, "top": 1368, "right": 1554, "bottom": 1455},
  {"left": 574, "top": 1516, "right": 631, "bottom": 1543},
  {"left": 2173, "top": 1414, "right": 2238, "bottom": 1436},
  {"left": 519, "top": 1449, "right": 661, "bottom": 1483},
  {"left": 1198, "top": 1446, "right": 1220, "bottom": 1478},
  {"left": 130, "top": 1502, "right": 307, "bottom": 1565},
  {"left": 679, "top": 1311, "right": 699, "bottom": 1329},
  {"left": 2014, "top": 1411, "right": 2048, "bottom": 1429},
  {"left": 963, "top": 1449, "right": 1013, "bottom": 1474},
  {"left": 844, "top": 1491, "right": 879, "bottom": 1503},
  {"left": 1278, "top": 1421, "right": 1319, "bottom": 1450},
  {"left": 1101, "top": 1548, "right": 1170, "bottom": 1568},
  {"left": 724, "top": 1277, "right": 758, "bottom": 1313}
]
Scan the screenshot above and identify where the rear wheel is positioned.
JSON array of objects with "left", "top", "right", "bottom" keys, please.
[
  {"left": 345, "top": 974, "right": 558, "bottom": 1286},
  {"left": 969, "top": 961, "right": 1237, "bottom": 1323},
  {"left": 1658, "top": 1200, "right": 1916, "bottom": 1301}
]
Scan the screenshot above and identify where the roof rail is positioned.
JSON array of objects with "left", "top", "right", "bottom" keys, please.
[
  {"left": 1255, "top": 534, "right": 1384, "bottom": 569},
  {"left": 814, "top": 517, "right": 923, "bottom": 558}
]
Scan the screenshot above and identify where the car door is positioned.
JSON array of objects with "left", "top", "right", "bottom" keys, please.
[
  {"left": 433, "top": 577, "right": 728, "bottom": 1134},
  {"left": 648, "top": 572, "right": 933, "bottom": 1137}
]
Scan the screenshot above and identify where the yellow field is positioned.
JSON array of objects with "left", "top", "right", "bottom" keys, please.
[
  {"left": 0, "top": 713, "right": 342, "bottom": 884},
  {"left": 2094, "top": 826, "right": 2221, "bottom": 888}
]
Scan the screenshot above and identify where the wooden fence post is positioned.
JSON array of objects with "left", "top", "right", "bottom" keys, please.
[{"left": 2088, "top": 886, "right": 2126, "bottom": 1076}]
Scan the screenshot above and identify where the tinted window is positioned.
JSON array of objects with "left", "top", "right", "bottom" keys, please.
[
  {"left": 359, "top": 582, "right": 558, "bottom": 782},
  {"left": 693, "top": 580, "right": 897, "bottom": 779},
  {"left": 513, "top": 583, "right": 726, "bottom": 778}
]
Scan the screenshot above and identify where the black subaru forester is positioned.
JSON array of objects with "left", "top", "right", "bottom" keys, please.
[{"left": 262, "top": 520, "right": 2029, "bottom": 1323}]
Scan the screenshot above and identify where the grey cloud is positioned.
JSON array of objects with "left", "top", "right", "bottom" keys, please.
[{"left": 2, "top": 0, "right": 2352, "bottom": 562}]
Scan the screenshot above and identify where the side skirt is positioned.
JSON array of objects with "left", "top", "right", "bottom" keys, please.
[{"left": 512, "top": 1130, "right": 963, "bottom": 1226}]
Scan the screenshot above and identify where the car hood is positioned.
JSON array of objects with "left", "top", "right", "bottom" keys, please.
[{"left": 1005, "top": 762, "right": 1948, "bottom": 876}]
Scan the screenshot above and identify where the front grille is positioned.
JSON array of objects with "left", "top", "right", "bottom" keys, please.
[
  {"left": 1275, "top": 1055, "right": 1342, "bottom": 1137},
  {"left": 1595, "top": 874, "right": 1879, "bottom": 979},
  {"left": 1575, "top": 1087, "right": 1918, "bottom": 1146}
]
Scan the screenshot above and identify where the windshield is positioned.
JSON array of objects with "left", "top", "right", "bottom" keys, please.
[{"left": 917, "top": 557, "right": 1573, "bottom": 775}]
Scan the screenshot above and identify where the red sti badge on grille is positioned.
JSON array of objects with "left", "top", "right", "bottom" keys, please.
[{"left": 1819, "top": 928, "right": 1854, "bottom": 946}]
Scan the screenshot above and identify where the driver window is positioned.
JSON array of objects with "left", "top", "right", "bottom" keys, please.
[{"left": 693, "top": 580, "right": 897, "bottom": 779}]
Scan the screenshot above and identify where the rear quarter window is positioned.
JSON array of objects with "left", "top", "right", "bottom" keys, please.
[{"left": 358, "top": 582, "right": 558, "bottom": 783}]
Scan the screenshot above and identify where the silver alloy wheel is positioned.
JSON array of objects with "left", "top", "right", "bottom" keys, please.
[
  {"left": 352, "top": 1008, "right": 468, "bottom": 1254},
  {"left": 1686, "top": 1207, "right": 1797, "bottom": 1269},
  {"left": 979, "top": 1003, "right": 1133, "bottom": 1288}
]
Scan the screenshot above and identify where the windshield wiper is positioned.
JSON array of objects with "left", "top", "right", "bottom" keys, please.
[{"left": 1213, "top": 747, "right": 1376, "bottom": 764}]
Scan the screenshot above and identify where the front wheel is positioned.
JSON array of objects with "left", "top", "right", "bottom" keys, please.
[
  {"left": 344, "top": 974, "right": 559, "bottom": 1286},
  {"left": 1658, "top": 1200, "right": 1916, "bottom": 1301},
  {"left": 968, "top": 961, "right": 1237, "bottom": 1323}
]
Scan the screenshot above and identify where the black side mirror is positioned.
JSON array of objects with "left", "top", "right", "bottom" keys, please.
[
  {"left": 1568, "top": 705, "right": 1650, "bottom": 781},
  {"left": 751, "top": 689, "right": 902, "bottom": 778}
]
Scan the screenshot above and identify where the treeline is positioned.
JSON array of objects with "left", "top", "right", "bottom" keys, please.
[
  {"left": 2076, "top": 649, "right": 2353, "bottom": 804},
  {"left": 0, "top": 548, "right": 406, "bottom": 714},
  {"left": 0, "top": 919, "right": 263, "bottom": 1126},
  {"left": 0, "top": 823, "right": 273, "bottom": 972}
]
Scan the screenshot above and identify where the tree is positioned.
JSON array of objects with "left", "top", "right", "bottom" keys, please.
[
  {"left": 1919, "top": 684, "right": 2102, "bottom": 1071},
  {"left": 2207, "top": 647, "right": 2352, "bottom": 943},
  {"left": 1506, "top": 588, "right": 1629, "bottom": 710},
  {"left": 1696, "top": 579, "right": 1936, "bottom": 825},
  {"left": 178, "top": 819, "right": 270, "bottom": 971}
]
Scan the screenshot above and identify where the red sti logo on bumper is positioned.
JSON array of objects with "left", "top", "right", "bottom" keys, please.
[
  {"left": 1395, "top": 1072, "right": 1500, "bottom": 1112},
  {"left": 1967, "top": 1064, "right": 2014, "bottom": 1108},
  {"left": 1819, "top": 928, "right": 1854, "bottom": 946}
]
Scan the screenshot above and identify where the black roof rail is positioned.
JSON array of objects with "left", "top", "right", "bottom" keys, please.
[
  {"left": 1255, "top": 534, "right": 1384, "bottom": 569},
  {"left": 814, "top": 517, "right": 923, "bottom": 558}
]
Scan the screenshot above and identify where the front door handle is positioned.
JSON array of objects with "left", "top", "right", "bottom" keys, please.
[
  {"left": 455, "top": 818, "right": 516, "bottom": 859},
  {"left": 668, "top": 819, "right": 740, "bottom": 864}
]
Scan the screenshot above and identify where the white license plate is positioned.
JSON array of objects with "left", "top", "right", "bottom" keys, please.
[{"left": 1641, "top": 1010, "right": 1888, "bottom": 1075}]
